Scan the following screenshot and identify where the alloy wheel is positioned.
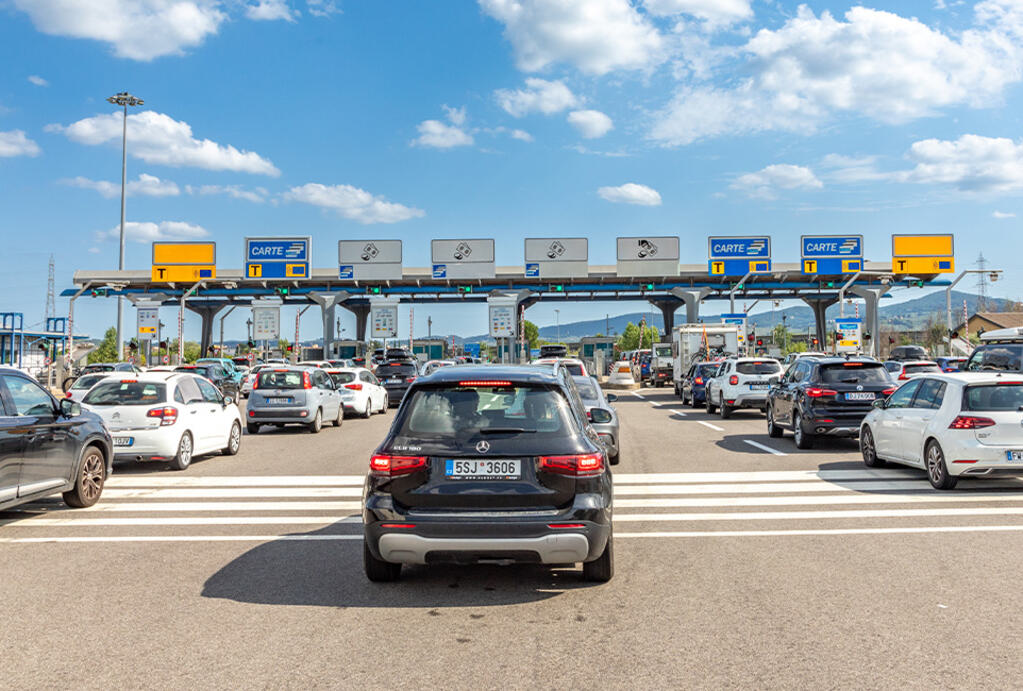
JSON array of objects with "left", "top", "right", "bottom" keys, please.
[{"left": 80, "top": 452, "right": 104, "bottom": 503}]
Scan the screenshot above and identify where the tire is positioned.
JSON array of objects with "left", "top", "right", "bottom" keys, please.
[
  {"left": 860, "top": 426, "right": 884, "bottom": 467},
  {"left": 926, "top": 440, "right": 958, "bottom": 490},
  {"left": 690, "top": 392, "right": 701, "bottom": 409},
  {"left": 62, "top": 445, "right": 106, "bottom": 508},
  {"left": 767, "top": 405, "right": 783, "bottom": 438},
  {"left": 364, "top": 539, "right": 401, "bottom": 582},
  {"left": 308, "top": 409, "right": 322, "bottom": 434},
  {"left": 705, "top": 391, "right": 717, "bottom": 415},
  {"left": 246, "top": 422, "right": 260, "bottom": 435},
  {"left": 61, "top": 377, "right": 76, "bottom": 393},
  {"left": 583, "top": 530, "right": 614, "bottom": 583},
  {"left": 609, "top": 451, "right": 620, "bottom": 466},
  {"left": 169, "top": 432, "right": 193, "bottom": 471},
  {"left": 361, "top": 399, "right": 371, "bottom": 419},
  {"left": 792, "top": 411, "right": 814, "bottom": 450},
  {"left": 334, "top": 404, "right": 345, "bottom": 427},
  {"left": 222, "top": 422, "right": 241, "bottom": 456},
  {"left": 720, "top": 402, "right": 732, "bottom": 419}
]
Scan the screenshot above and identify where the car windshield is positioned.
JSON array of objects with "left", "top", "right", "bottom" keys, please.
[
  {"left": 964, "top": 384, "right": 1023, "bottom": 411},
  {"left": 396, "top": 385, "right": 573, "bottom": 443},
  {"left": 695, "top": 365, "right": 718, "bottom": 379},
  {"left": 71, "top": 373, "right": 108, "bottom": 390},
  {"left": 329, "top": 371, "right": 357, "bottom": 385},
  {"left": 83, "top": 381, "right": 166, "bottom": 406},
  {"left": 964, "top": 344, "right": 1023, "bottom": 372},
  {"left": 178, "top": 366, "right": 211, "bottom": 377},
  {"left": 904, "top": 363, "right": 941, "bottom": 374},
  {"left": 257, "top": 371, "right": 305, "bottom": 389},
  {"left": 84, "top": 365, "right": 114, "bottom": 373},
  {"left": 819, "top": 363, "right": 891, "bottom": 384},
  {"left": 737, "top": 361, "right": 781, "bottom": 375},
  {"left": 655, "top": 346, "right": 672, "bottom": 358},
  {"left": 562, "top": 363, "right": 584, "bottom": 376},
  {"left": 378, "top": 364, "right": 417, "bottom": 377}
]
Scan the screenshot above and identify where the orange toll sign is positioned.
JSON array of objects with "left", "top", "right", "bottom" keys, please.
[{"left": 151, "top": 242, "right": 216, "bottom": 282}]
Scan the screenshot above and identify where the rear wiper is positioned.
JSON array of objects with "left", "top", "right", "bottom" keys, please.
[{"left": 479, "top": 427, "right": 536, "bottom": 434}]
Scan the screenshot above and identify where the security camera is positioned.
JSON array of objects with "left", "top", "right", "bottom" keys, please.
[{"left": 990, "top": 271, "right": 1001, "bottom": 283}]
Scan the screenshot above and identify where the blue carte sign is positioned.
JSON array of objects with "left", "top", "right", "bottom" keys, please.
[
  {"left": 801, "top": 235, "right": 862, "bottom": 259},
  {"left": 708, "top": 236, "right": 771, "bottom": 260},
  {"left": 245, "top": 236, "right": 311, "bottom": 280}
]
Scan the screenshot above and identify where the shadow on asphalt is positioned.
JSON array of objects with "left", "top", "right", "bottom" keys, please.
[{"left": 201, "top": 523, "right": 596, "bottom": 608}]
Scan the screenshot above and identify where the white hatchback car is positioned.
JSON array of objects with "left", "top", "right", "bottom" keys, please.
[
  {"left": 325, "top": 367, "right": 387, "bottom": 418},
  {"left": 82, "top": 372, "right": 243, "bottom": 470},
  {"left": 861, "top": 373, "right": 1023, "bottom": 489}
]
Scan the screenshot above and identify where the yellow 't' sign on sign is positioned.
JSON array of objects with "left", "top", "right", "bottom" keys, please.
[
  {"left": 891, "top": 234, "right": 954, "bottom": 275},
  {"left": 151, "top": 242, "right": 216, "bottom": 282}
]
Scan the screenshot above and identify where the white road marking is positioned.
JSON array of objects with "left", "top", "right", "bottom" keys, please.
[
  {"left": 87, "top": 501, "right": 362, "bottom": 512},
  {"left": 612, "top": 470, "right": 922, "bottom": 484},
  {"left": 0, "top": 535, "right": 363, "bottom": 544},
  {"left": 669, "top": 409, "right": 687, "bottom": 417},
  {"left": 0, "top": 516, "right": 360, "bottom": 527},
  {"left": 697, "top": 421, "right": 725, "bottom": 432},
  {"left": 614, "top": 507, "right": 1023, "bottom": 521},
  {"left": 106, "top": 475, "right": 365, "bottom": 487},
  {"left": 613, "top": 480, "right": 945, "bottom": 496},
  {"left": 615, "top": 493, "right": 1023, "bottom": 508},
  {"left": 742, "top": 440, "right": 787, "bottom": 456},
  {"left": 616, "top": 525, "right": 1023, "bottom": 538},
  {"left": 631, "top": 392, "right": 646, "bottom": 399},
  {"left": 102, "top": 487, "right": 362, "bottom": 499}
]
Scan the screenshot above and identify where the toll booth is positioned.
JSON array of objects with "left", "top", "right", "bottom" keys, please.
[
  {"left": 331, "top": 340, "right": 362, "bottom": 360},
  {"left": 412, "top": 339, "right": 447, "bottom": 362},
  {"left": 579, "top": 336, "right": 616, "bottom": 377}
]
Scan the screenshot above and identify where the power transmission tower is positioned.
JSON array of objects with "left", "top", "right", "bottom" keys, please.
[
  {"left": 975, "top": 253, "right": 989, "bottom": 312},
  {"left": 45, "top": 254, "right": 56, "bottom": 323}
]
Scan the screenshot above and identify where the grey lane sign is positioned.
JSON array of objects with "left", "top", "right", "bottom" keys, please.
[
  {"left": 136, "top": 307, "right": 159, "bottom": 341},
  {"left": 616, "top": 236, "right": 680, "bottom": 277},
  {"left": 431, "top": 239, "right": 496, "bottom": 280},
  {"left": 369, "top": 297, "right": 399, "bottom": 339},
  {"left": 524, "top": 238, "right": 588, "bottom": 279},
  {"left": 339, "top": 239, "right": 403, "bottom": 281},
  {"left": 252, "top": 306, "right": 280, "bottom": 341}
]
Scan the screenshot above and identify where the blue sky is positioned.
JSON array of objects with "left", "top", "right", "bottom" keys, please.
[{"left": 2, "top": 0, "right": 1023, "bottom": 343}]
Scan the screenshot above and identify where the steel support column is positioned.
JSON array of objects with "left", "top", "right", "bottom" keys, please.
[
  {"left": 308, "top": 292, "right": 352, "bottom": 358},
  {"left": 185, "top": 302, "right": 230, "bottom": 356},
  {"left": 338, "top": 301, "right": 370, "bottom": 346},
  {"left": 849, "top": 285, "right": 890, "bottom": 358},
  {"left": 669, "top": 287, "right": 712, "bottom": 324},
  {"left": 648, "top": 297, "right": 684, "bottom": 338},
  {"left": 801, "top": 297, "right": 837, "bottom": 350}
]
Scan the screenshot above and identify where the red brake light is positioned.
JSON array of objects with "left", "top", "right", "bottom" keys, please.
[
  {"left": 146, "top": 406, "right": 178, "bottom": 426},
  {"left": 120, "top": 379, "right": 137, "bottom": 384},
  {"left": 899, "top": 373, "right": 909, "bottom": 380},
  {"left": 548, "top": 523, "right": 586, "bottom": 529},
  {"left": 882, "top": 387, "right": 896, "bottom": 396},
  {"left": 65, "top": 391, "right": 72, "bottom": 398},
  {"left": 345, "top": 383, "right": 363, "bottom": 391},
  {"left": 459, "top": 380, "right": 512, "bottom": 387},
  {"left": 729, "top": 375, "right": 738, "bottom": 385},
  {"left": 539, "top": 453, "right": 605, "bottom": 478},
  {"left": 380, "top": 523, "right": 416, "bottom": 529},
  {"left": 805, "top": 388, "right": 838, "bottom": 398},
  {"left": 302, "top": 371, "right": 313, "bottom": 389},
  {"left": 948, "top": 416, "right": 996, "bottom": 430},
  {"left": 694, "top": 377, "right": 703, "bottom": 385},
  {"left": 370, "top": 454, "right": 428, "bottom": 476}
]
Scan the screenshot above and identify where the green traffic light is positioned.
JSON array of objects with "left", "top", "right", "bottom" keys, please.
[
  {"left": 549, "top": 284, "right": 564, "bottom": 292},
  {"left": 458, "top": 285, "right": 473, "bottom": 294}
]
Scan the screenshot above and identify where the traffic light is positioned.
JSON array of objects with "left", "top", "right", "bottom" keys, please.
[
  {"left": 286, "top": 344, "right": 294, "bottom": 353},
  {"left": 89, "top": 288, "right": 107, "bottom": 298},
  {"left": 247, "top": 339, "right": 255, "bottom": 348},
  {"left": 159, "top": 340, "right": 168, "bottom": 350},
  {"left": 548, "top": 284, "right": 565, "bottom": 293},
  {"left": 811, "top": 337, "right": 820, "bottom": 347},
  {"left": 38, "top": 341, "right": 49, "bottom": 354},
  {"left": 756, "top": 338, "right": 764, "bottom": 347},
  {"left": 128, "top": 338, "right": 138, "bottom": 352},
  {"left": 275, "top": 286, "right": 290, "bottom": 297},
  {"left": 641, "top": 283, "right": 654, "bottom": 291},
  {"left": 457, "top": 285, "right": 473, "bottom": 294},
  {"left": 366, "top": 286, "right": 382, "bottom": 295},
  {"left": 863, "top": 331, "right": 872, "bottom": 342},
  {"left": 825, "top": 280, "right": 836, "bottom": 288}
]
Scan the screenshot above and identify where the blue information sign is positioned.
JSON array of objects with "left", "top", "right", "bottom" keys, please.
[
  {"left": 338, "top": 265, "right": 354, "bottom": 280},
  {"left": 800, "top": 235, "right": 863, "bottom": 275},
  {"left": 245, "top": 236, "right": 311, "bottom": 280},
  {"left": 708, "top": 236, "right": 771, "bottom": 260},
  {"left": 525, "top": 263, "right": 540, "bottom": 278},
  {"left": 432, "top": 264, "right": 447, "bottom": 279}
]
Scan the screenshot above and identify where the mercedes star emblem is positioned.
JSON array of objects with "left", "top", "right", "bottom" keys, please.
[{"left": 475, "top": 440, "right": 490, "bottom": 454}]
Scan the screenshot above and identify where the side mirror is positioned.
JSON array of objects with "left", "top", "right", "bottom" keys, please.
[
  {"left": 59, "top": 398, "right": 81, "bottom": 417},
  {"left": 589, "top": 408, "right": 613, "bottom": 424},
  {"left": 223, "top": 396, "right": 234, "bottom": 406},
  {"left": 872, "top": 398, "right": 887, "bottom": 410},
  {"left": 606, "top": 393, "right": 618, "bottom": 403}
]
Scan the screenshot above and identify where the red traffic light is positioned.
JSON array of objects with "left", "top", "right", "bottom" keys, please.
[{"left": 756, "top": 339, "right": 764, "bottom": 347}]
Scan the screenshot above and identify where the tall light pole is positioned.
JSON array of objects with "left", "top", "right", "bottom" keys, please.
[
  {"left": 106, "top": 91, "right": 144, "bottom": 361},
  {"left": 555, "top": 309, "right": 561, "bottom": 344},
  {"left": 946, "top": 269, "right": 1002, "bottom": 354}
]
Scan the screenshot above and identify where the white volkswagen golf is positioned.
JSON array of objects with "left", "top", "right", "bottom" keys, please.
[
  {"left": 82, "top": 372, "right": 243, "bottom": 470},
  {"left": 325, "top": 367, "right": 387, "bottom": 418},
  {"left": 860, "top": 373, "right": 1023, "bottom": 489}
]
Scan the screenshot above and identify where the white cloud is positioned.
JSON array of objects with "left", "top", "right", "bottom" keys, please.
[
  {"left": 642, "top": 0, "right": 752, "bottom": 27},
  {"left": 246, "top": 0, "right": 297, "bottom": 21},
  {"left": 567, "top": 110, "right": 613, "bottom": 139},
  {"left": 510, "top": 129, "right": 533, "bottom": 142},
  {"left": 993, "top": 210, "right": 1016, "bottom": 218},
  {"left": 898, "top": 134, "right": 1023, "bottom": 193},
  {"left": 495, "top": 78, "right": 580, "bottom": 117},
  {"left": 479, "top": 0, "right": 665, "bottom": 75},
  {"left": 650, "top": 4, "right": 1023, "bottom": 146},
  {"left": 0, "top": 130, "right": 41, "bottom": 158},
  {"left": 413, "top": 106, "right": 474, "bottom": 148},
  {"left": 819, "top": 154, "right": 890, "bottom": 183},
  {"left": 94, "top": 221, "right": 209, "bottom": 243},
  {"left": 88, "top": 246, "right": 101, "bottom": 254},
  {"left": 731, "top": 164, "right": 823, "bottom": 199},
  {"left": 306, "top": 0, "right": 339, "bottom": 17},
  {"left": 64, "top": 173, "right": 180, "bottom": 198},
  {"left": 47, "top": 110, "right": 280, "bottom": 176},
  {"left": 186, "top": 184, "right": 268, "bottom": 203},
  {"left": 597, "top": 183, "right": 662, "bottom": 206},
  {"left": 27, "top": 75, "right": 48, "bottom": 87},
  {"left": 283, "top": 183, "right": 425, "bottom": 224},
  {"left": 11, "top": 0, "right": 227, "bottom": 61}
]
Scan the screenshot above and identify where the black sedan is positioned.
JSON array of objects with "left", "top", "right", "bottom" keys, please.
[
  {"left": 766, "top": 357, "right": 895, "bottom": 449},
  {"left": 0, "top": 367, "right": 113, "bottom": 511},
  {"left": 362, "top": 365, "right": 613, "bottom": 583}
]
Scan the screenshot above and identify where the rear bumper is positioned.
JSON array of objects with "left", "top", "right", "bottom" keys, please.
[
  {"left": 724, "top": 391, "right": 769, "bottom": 408},
  {"left": 376, "top": 533, "right": 592, "bottom": 565},
  {"left": 802, "top": 411, "right": 869, "bottom": 437},
  {"left": 247, "top": 407, "right": 312, "bottom": 424},
  {"left": 109, "top": 429, "right": 180, "bottom": 461},
  {"left": 936, "top": 438, "right": 1023, "bottom": 477},
  {"left": 384, "top": 388, "right": 409, "bottom": 404}
]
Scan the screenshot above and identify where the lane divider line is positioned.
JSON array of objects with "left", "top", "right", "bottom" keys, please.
[
  {"left": 697, "top": 420, "right": 725, "bottom": 432},
  {"left": 743, "top": 440, "right": 787, "bottom": 456}
]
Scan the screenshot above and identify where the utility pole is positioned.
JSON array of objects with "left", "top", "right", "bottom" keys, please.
[{"left": 427, "top": 316, "right": 432, "bottom": 339}]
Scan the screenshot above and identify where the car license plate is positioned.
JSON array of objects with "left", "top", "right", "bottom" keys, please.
[
  {"left": 445, "top": 459, "right": 521, "bottom": 480},
  {"left": 845, "top": 392, "right": 875, "bottom": 401},
  {"left": 1007, "top": 451, "right": 1023, "bottom": 462},
  {"left": 387, "top": 378, "right": 402, "bottom": 384},
  {"left": 112, "top": 436, "right": 133, "bottom": 447},
  {"left": 749, "top": 384, "right": 769, "bottom": 391},
  {"left": 266, "top": 397, "right": 293, "bottom": 404}
]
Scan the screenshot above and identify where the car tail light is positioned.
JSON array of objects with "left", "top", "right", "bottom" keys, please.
[
  {"left": 948, "top": 416, "right": 996, "bottom": 430},
  {"left": 65, "top": 391, "right": 72, "bottom": 398},
  {"left": 380, "top": 523, "right": 416, "bottom": 529},
  {"left": 370, "top": 454, "right": 427, "bottom": 476},
  {"left": 120, "top": 379, "right": 137, "bottom": 383},
  {"left": 805, "top": 388, "right": 837, "bottom": 398},
  {"left": 899, "top": 373, "right": 909, "bottom": 380},
  {"left": 459, "top": 380, "right": 512, "bottom": 387},
  {"left": 146, "top": 406, "right": 178, "bottom": 426},
  {"left": 302, "top": 371, "right": 313, "bottom": 389},
  {"left": 548, "top": 523, "right": 586, "bottom": 529},
  {"left": 345, "top": 383, "right": 363, "bottom": 391},
  {"left": 952, "top": 460, "right": 978, "bottom": 464},
  {"left": 694, "top": 377, "right": 703, "bottom": 385},
  {"left": 539, "top": 453, "right": 605, "bottom": 478},
  {"left": 882, "top": 387, "right": 896, "bottom": 396},
  {"left": 729, "top": 375, "right": 738, "bottom": 385}
]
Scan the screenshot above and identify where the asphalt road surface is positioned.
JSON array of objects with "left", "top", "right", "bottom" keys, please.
[{"left": 4, "top": 388, "right": 1023, "bottom": 689}]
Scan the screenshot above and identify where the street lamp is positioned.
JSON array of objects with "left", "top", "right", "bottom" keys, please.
[
  {"left": 946, "top": 269, "right": 1002, "bottom": 354},
  {"left": 106, "top": 91, "right": 144, "bottom": 361},
  {"left": 555, "top": 309, "right": 561, "bottom": 344}
]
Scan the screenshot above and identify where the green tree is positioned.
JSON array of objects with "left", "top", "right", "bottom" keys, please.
[
  {"left": 183, "top": 341, "right": 201, "bottom": 363},
  {"left": 523, "top": 320, "right": 540, "bottom": 351},
  {"left": 617, "top": 322, "right": 640, "bottom": 351},
  {"left": 88, "top": 327, "right": 119, "bottom": 363}
]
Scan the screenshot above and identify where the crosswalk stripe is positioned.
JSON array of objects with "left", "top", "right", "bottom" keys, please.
[
  {"left": 0, "top": 516, "right": 359, "bottom": 527},
  {"left": 88, "top": 501, "right": 362, "bottom": 512},
  {"left": 615, "top": 493, "right": 1023, "bottom": 508},
  {"left": 102, "top": 488, "right": 362, "bottom": 499},
  {"left": 612, "top": 469, "right": 922, "bottom": 484},
  {"left": 106, "top": 476, "right": 365, "bottom": 487},
  {"left": 0, "top": 535, "right": 363, "bottom": 544},
  {"left": 614, "top": 480, "right": 950, "bottom": 495}
]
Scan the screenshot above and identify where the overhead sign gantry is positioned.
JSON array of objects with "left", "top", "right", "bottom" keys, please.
[
  {"left": 245, "top": 236, "right": 311, "bottom": 279},
  {"left": 800, "top": 235, "right": 863, "bottom": 275},
  {"left": 708, "top": 236, "right": 771, "bottom": 276}
]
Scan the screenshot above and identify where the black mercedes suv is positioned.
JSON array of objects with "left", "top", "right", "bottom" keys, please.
[
  {"left": 766, "top": 357, "right": 896, "bottom": 449},
  {"left": 362, "top": 365, "right": 613, "bottom": 582}
]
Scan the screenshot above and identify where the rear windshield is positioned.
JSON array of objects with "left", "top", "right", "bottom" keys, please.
[
  {"left": 574, "top": 379, "right": 600, "bottom": 401},
  {"left": 820, "top": 363, "right": 891, "bottom": 384},
  {"left": 329, "top": 371, "right": 357, "bottom": 385},
  {"left": 83, "top": 381, "right": 166, "bottom": 405},
  {"left": 177, "top": 367, "right": 210, "bottom": 377},
  {"left": 257, "top": 371, "right": 305, "bottom": 389},
  {"left": 905, "top": 363, "right": 941, "bottom": 374},
  {"left": 964, "top": 345, "right": 1023, "bottom": 372},
  {"left": 963, "top": 384, "right": 1023, "bottom": 411},
  {"left": 377, "top": 364, "right": 417, "bottom": 376},
  {"left": 894, "top": 347, "right": 927, "bottom": 359},
  {"left": 695, "top": 365, "right": 718, "bottom": 378},
  {"left": 83, "top": 365, "right": 114, "bottom": 373},
  {"left": 737, "top": 361, "right": 781, "bottom": 375},
  {"left": 396, "top": 385, "right": 573, "bottom": 440},
  {"left": 71, "top": 373, "right": 108, "bottom": 390},
  {"left": 563, "top": 363, "right": 584, "bottom": 376}
]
